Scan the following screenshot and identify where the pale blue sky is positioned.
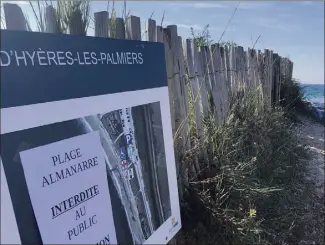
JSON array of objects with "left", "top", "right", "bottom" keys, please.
[{"left": 2, "top": 1, "right": 324, "bottom": 84}]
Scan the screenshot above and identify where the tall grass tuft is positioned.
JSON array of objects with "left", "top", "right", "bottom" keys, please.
[
  {"left": 57, "top": 0, "right": 90, "bottom": 35},
  {"left": 279, "top": 75, "right": 306, "bottom": 120},
  {"left": 181, "top": 85, "right": 310, "bottom": 244},
  {"left": 26, "top": 0, "right": 91, "bottom": 35},
  {"left": 279, "top": 75, "right": 322, "bottom": 123}
]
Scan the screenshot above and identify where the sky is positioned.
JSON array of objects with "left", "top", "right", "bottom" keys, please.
[{"left": 1, "top": 1, "right": 324, "bottom": 84}]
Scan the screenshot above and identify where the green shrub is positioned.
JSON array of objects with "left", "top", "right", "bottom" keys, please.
[
  {"left": 280, "top": 75, "right": 305, "bottom": 110},
  {"left": 279, "top": 75, "right": 321, "bottom": 123}
]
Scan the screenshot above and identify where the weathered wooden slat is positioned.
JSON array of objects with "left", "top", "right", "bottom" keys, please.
[
  {"left": 190, "top": 40, "right": 209, "bottom": 167},
  {"left": 184, "top": 39, "right": 203, "bottom": 138},
  {"left": 237, "top": 46, "right": 246, "bottom": 87},
  {"left": 183, "top": 39, "right": 206, "bottom": 172},
  {"left": 289, "top": 60, "right": 294, "bottom": 79},
  {"left": 164, "top": 26, "right": 187, "bottom": 209},
  {"left": 176, "top": 37, "right": 193, "bottom": 205},
  {"left": 114, "top": 18, "right": 126, "bottom": 39},
  {"left": 211, "top": 44, "right": 223, "bottom": 120},
  {"left": 247, "top": 48, "right": 252, "bottom": 89},
  {"left": 271, "top": 53, "right": 275, "bottom": 104},
  {"left": 196, "top": 50, "right": 210, "bottom": 119},
  {"left": 264, "top": 49, "right": 272, "bottom": 107},
  {"left": 249, "top": 48, "right": 255, "bottom": 90},
  {"left": 236, "top": 46, "right": 242, "bottom": 89},
  {"left": 242, "top": 49, "right": 248, "bottom": 87},
  {"left": 243, "top": 49, "right": 248, "bottom": 86},
  {"left": 163, "top": 27, "right": 176, "bottom": 135},
  {"left": 181, "top": 39, "right": 199, "bottom": 179},
  {"left": 177, "top": 36, "right": 190, "bottom": 152},
  {"left": 263, "top": 49, "right": 268, "bottom": 106},
  {"left": 253, "top": 49, "right": 258, "bottom": 90},
  {"left": 200, "top": 46, "right": 215, "bottom": 118},
  {"left": 156, "top": 26, "right": 163, "bottom": 43},
  {"left": 68, "top": 8, "right": 85, "bottom": 35},
  {"left": 94, "top": 11, "right": 109, "bottom": 38},
  {"left": 268, "top": 50, "right": 273, "bottom": 106},
  {"left": 166, "top": 25, "right": 186, "bottom": 151},
  {"left": 220, "top": 45, "right": 229, "bottom": 120},
  {"left": 231, "top": 46, "right": 237, "bottom": 92},
  {"left": 3, "top": 3, "right": 28, "bottom": 31},
  {"left": 235, "top": 46, "right": 241, "bottom": 89},
  {"left": 275, "top": 53, "right": 281, "bottom": 104},
  {"left": 126, "top": 15, "right": 141, "bottom": 40},
  {"left": 209, "top": 45, "right": 224, "bottom": 122},
  {"left": 219, "top": 46, "right": 230, "bottom": 117},
  {"left": 146, "top": 19, "right": 157, "bottom": 42},
  {"left": 45, "top": 6, "right": 60, "bottom": 33},
  {"left": 224, "top": 46, "right": 232, "bottom": 99},
  {"left": 209, "top": 45, "right": 223, "bottom": 122},
  {"left": 189, "top": 43, "right": 206, "bottom": 170},
  {"left": 257, "top": 49, "right": 263, "bottom": 93}
]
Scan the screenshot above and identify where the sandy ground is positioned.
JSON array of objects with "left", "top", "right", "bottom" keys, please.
[
  {"left": 297, "top": 115, "right": 324, "bottom": 245},
  {"left": 298, "top": 116, "right": 324, "bottom": 196}
]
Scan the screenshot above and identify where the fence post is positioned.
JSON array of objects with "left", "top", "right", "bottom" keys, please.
[
  {"left": 194, "top": 46, "right": 209, "bottom": 120},
  {"left": 220, "top": 46, "right": 229, "bottom": 119},
  {"left": 165, "top": 25, "right": 188, "bottom": 203},
  {"left": 230, "top": 45, "right": 237, "bottom": 92},
  {"left": 3, "top": 3, "right": 28, "bottom": 31},
  {"left": 200, "top": 46, "right": 214, "bottom": 119},
  {"left": 176, "top": 36, "right": 192, "bottom": 192},
  {"left": 45, "top": 6, "right": 60, "bottom": 33},
  {"left": 267, "top": 49, "right": 273, "bottom": 107},
  {"left": 237, "top": 46, "right": 245, "bottom": 86},
  {"left": 275, "top": 54, "right": 281, "bottom": 104},
  {"left": 220, "top": 46, "right": 230, "bottom": 117},
  {"left": 257, "top": 50, "right": 264, "bottom": 100},
  {"left": 271, "top": 53, "right": 277, "bottom": 105},
  {"left": 68, "top": 8, "right": 85, "bottom": 35},
  {"left": 156, "top": 25, "right": 163, "bottom": 43},
  {"left": 211, "top": 44, "right": 225, "bottom": 121},
  {"left": 146, "top": 19, "right": 156, "bottom": 42},
  {"left": 94, "top": 11, "right": 109, "bottom": 37},
  {"left": 177, "top": 36, "right": 190, "bottom": 153},
  {"left": 250, "top": 49, "right": 256, "bottom": 94},
  {"left": 235, "top": 46, "right": 241, "bottom": 87},
  {"left": 165, "top": 25, "right": 187, "bottom": 151},
  {"left": 207, "top": 46, "right": 223, "bottom": 123},
  {"left": 163, "top": 27, "right": 176, "bottom": 135},
  {"left": 224, "top": 46, "right": 232, "bottom": 97},
  {"left": 243, "top": 50, "right": 248, "bottom": 88},
  {"left": 126, "top": 15, "right": 141, "bottom": 40},
  {"left": 183, "top": 39, "right": 203, "bottom": 176}
]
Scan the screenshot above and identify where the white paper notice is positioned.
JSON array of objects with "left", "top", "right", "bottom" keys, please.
[{"left": 19, "top": 131, "right": 117, "bottom": 244}]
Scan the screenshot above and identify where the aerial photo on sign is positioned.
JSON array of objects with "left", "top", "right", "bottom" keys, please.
[
  {"left": 2, "top": 102, "right": 171, "bottom": 244},
  {"left": 1, "top": 103, "right": 173, "bottom": 245}
]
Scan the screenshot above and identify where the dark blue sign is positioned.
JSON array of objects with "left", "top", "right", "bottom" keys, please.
[{"left": 0, "top": 30, "right": 167, "bottom": 108}]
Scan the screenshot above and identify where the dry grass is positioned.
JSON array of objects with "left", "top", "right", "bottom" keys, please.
[{"left": 179, "top": 85, "right": 315, "bottom": 245}]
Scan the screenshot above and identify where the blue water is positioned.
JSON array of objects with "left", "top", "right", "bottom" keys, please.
[{"left": 300, "top": 83, "right": 324, "bottom": 120}]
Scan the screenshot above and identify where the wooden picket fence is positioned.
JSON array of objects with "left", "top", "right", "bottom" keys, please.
[{"left": 2, "top": 3, "right": 294, "bottom": 201}]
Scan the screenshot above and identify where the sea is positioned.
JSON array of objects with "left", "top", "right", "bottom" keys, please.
[{"left": 300, "top": 83, "right": 324, "bottom": 120}]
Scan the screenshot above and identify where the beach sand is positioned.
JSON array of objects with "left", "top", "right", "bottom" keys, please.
[
  {"left": 297, "top": 115, "right": 324, "bottom": 245},
  {"left": 298, "top": 116, "right": 324, "bottom": 196}
]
